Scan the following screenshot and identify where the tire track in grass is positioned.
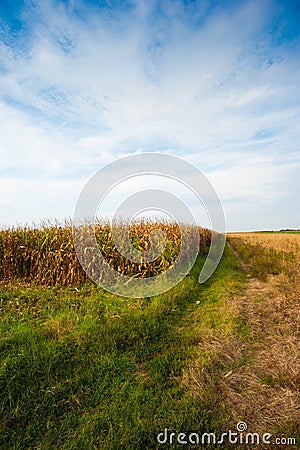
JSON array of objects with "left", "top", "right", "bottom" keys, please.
[{"left": 222, "top": 240, "right": 300, "bottom": 445}]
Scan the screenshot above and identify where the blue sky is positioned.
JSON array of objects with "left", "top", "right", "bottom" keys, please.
[{"left": 0, "top": 0, "right": 299, "bottom": 230}]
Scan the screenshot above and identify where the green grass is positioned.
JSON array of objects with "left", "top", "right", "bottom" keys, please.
[
  {"left": 227, "top": 237, "right": 295, "bottom": 281},
  {"left": 0, "top": 247, "right": 246, "bottom": 449}
]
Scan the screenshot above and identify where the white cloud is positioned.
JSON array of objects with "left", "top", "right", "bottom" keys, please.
[{"left": 0, "top": 0, "right": 299, "bottom": 230}]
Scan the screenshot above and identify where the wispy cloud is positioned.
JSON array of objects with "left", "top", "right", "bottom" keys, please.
[{"left": 0, "top": 0, "right": 299, "bottom": 230}]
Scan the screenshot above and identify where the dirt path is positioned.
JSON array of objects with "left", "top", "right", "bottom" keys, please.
[
  {"left": 226, "top": 241, "right": 250, "bottom": 274},
  {"left": 221, "top": 244, "right": 300, "bottom": 443}
]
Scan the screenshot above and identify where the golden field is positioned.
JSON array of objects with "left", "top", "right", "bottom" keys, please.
[{"left": 227, "top": 231, "right": 300, "bottom": 255}]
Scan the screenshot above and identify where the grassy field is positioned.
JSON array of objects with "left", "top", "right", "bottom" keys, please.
[{"left": 0, "top": 226, "right": 299, "bottom": 448}]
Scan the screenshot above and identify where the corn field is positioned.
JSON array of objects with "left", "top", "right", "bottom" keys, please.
[{"left": 0, "top": 220, "right": 212, "bottom": 286}]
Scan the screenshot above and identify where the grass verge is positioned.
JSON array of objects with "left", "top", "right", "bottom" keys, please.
[{"left": 0, "top": 247, "right": 246, "bottom": 449}]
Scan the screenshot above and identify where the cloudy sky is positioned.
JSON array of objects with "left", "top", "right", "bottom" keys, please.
[{"left": 0, "top": 0, "right": 299, "bottom": 231}]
